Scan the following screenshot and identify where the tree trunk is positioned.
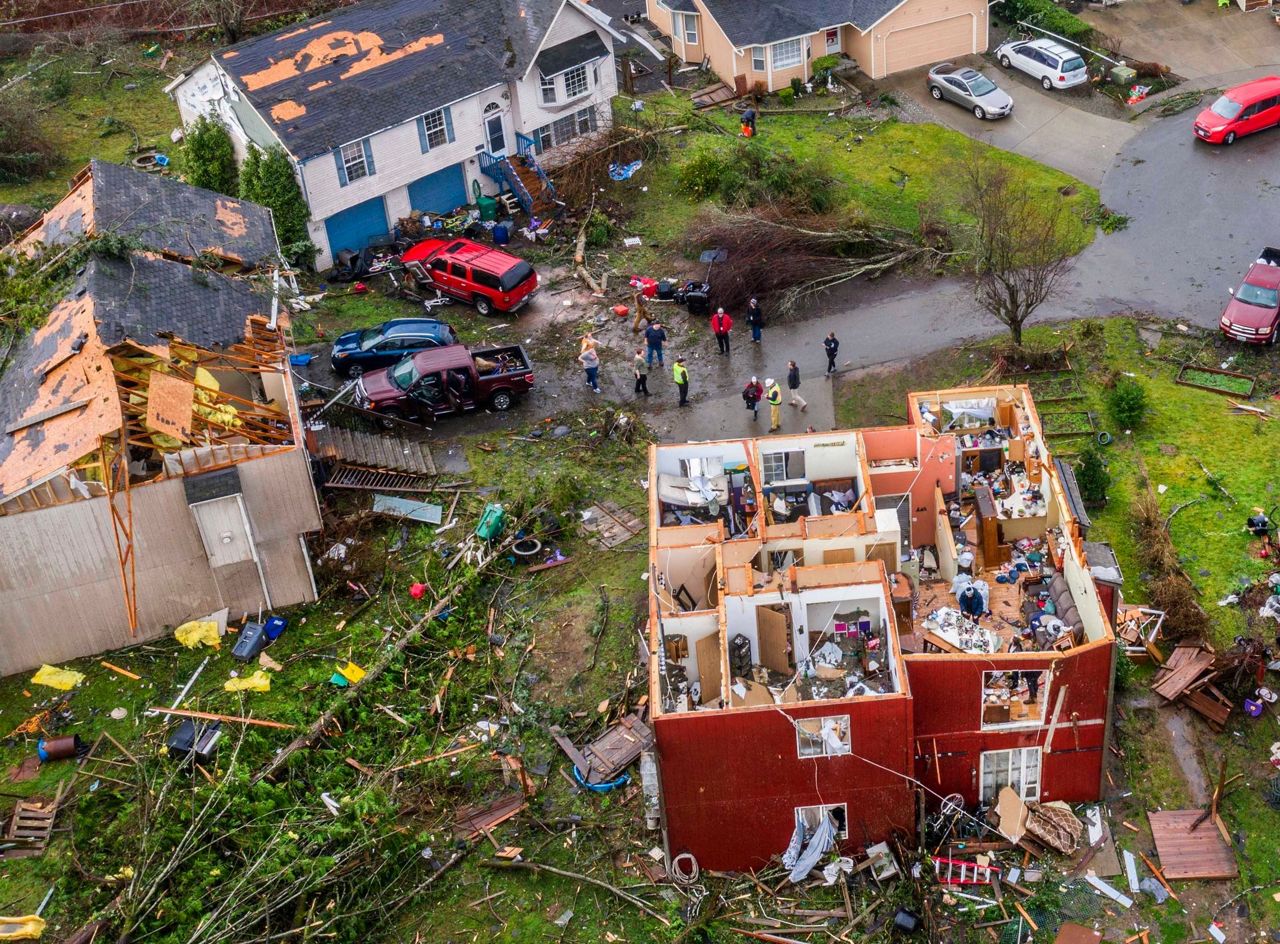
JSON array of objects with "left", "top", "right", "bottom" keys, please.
[{"left": 1009, "top": 319, "right": 1023, "bottom": 347}]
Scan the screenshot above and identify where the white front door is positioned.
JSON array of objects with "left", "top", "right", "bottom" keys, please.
[{"left": 485, "top": 112, "right": 507, "bottom": 157}]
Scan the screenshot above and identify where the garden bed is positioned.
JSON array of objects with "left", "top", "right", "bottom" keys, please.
[
  {"left": 1175, "top": 364, "right": 1256, "bottom": 398},
  {"left": 1029, "top": 372, "right": 1083, "bottom": 402},
  {"left": 1041, "top": 409, "right": 1097, "bottom": 437}
]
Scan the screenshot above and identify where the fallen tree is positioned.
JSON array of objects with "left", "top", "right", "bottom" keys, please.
[{"left": 685, "top": 207, "right": 955, "bottom": 316}]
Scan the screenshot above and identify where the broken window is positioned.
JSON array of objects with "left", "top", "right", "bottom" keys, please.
[
  {"left": 540, "top": 73, "right": 556, "bottom": 104},
  {"left": 979, "top": 747, "right": 1040, "bottom": 803},
  {"left": 795, "top": 803, "right": 847, "bottom": 839},
  {"left": 564, "top": 64, "right": 589, "bottom": 100},
  {"left": 340, "top": 141, "right": 369, "bottom": 183},
  {"left": 981, "top": 670, "right": 1049, "bottom": 730},
  {"left": 796, "top": 715, "right": 851, "bottom": 758},
  {"left": 575, "top": 106, "right": 597, "bottom": 135}
]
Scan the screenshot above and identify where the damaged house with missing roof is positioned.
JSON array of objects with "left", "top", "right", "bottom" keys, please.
[
  {"left": 645, "top": 385, "right": 1122, "bottom": 872},
  {"left": 0, "top": 161, "right": 322, "bottom": 677},
  {"left": 168, "top": 0, "right": 627, "bottom": 270}
]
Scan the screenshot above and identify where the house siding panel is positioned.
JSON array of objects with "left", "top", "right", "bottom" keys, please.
[{"left": 656, "top": 695, "right": 915, "bottom": 871}]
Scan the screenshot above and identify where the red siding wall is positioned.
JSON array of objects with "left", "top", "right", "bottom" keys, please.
[
  {"left": 904, "top": 642, "right": 1114, "bottom": 807},
  {"left": 656, "top": 695, "right": 916, "bottom": 871}
]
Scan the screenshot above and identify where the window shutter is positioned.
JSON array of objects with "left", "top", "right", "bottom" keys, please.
[
  {"left": 417, "top": 116, "right": 430, "bottom": 153},
  {"left": 334, "top": 148, "right": 349, "bottom": 187},
  {"left": 443, "top": 106, "right": 455, "bottom": 144},
  {"left": 361, "top": 138, "right": 376, "bottom": 175}
]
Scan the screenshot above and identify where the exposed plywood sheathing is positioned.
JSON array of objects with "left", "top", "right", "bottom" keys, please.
[
  {"left": 236, "top": 30, "right": 444, "bottom": 92},
  {"left": 270, "top": 100, "right": 307, "bottom": 122}
]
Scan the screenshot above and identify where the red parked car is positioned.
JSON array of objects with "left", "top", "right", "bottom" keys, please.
[
  {"left": 400, "top": 237, "right": 539, "bottom": 315},
  {"left": 1220, "top": 248, "right": 1280, "bottom": 344},
  {"left": 1193, "top": 76, "right": 1280, "bottom": 145}
]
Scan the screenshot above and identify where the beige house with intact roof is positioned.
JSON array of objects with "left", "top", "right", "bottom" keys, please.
[{"left": 646, "top": 0, "right": 989, "bottom": 89}]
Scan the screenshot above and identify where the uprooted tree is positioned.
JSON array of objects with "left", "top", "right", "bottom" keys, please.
[
  {"left": 956, "top": 152, "right": 1076, "bottom": 347},
  {"left": 0, "top": 90, "right": 60, "bottom": 185}
]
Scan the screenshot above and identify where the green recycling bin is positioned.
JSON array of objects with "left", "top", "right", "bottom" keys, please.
[
  {"left": 477, "top": 195, "right": 500, "bottom": 222},
  {"left": 475, "top": 503, "right": 506, "bottom": 541}
]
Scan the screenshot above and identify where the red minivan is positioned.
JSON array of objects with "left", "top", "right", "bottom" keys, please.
[
  {"left": 1193, "top": 75, "right": 1280, "bottom": 145},
  {"left": 400, "top": 237, "right": 539, "bottom": 315}
]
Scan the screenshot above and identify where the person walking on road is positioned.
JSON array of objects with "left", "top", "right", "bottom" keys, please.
[
  {"left": 823, "top": 331, "right": 840, "bottom": 375},
  {"left": 633, "top": 347, "right": 650, "bottom": 396},
  {"left": 746, "top": 298, "right": 764, "bottom": 344},
  {"left": 710, "top": 307, "right": 733, "bottom": 355},
  {"left": 742, "top": 376, "right": 763, "bottom": 421},
  {"left": 765, "top": 377, "right": 783, "bottom": 431},
  {"left": 786, "top": 360, "right": 807, "bottom": 411},
  {"left": 673, "top": 358, "right": 690, "bottom": 406},
  {"left": 645, "top": 321, "right": 667, "bottom": 368},
  {"left": 578, "top": 345, "right": 601, "bottom": 393}
]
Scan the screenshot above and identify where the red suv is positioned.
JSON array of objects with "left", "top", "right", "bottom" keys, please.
[
  {"left": 1193, "top": 76, "right": 1280, "bottom": 145},
  {"left": 400, "top": 237, "right": 539, "bottom": 315}
]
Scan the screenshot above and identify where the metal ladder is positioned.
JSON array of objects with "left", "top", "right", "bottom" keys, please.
[{"left": 933, "top": 856, "right": 1000, "bottom": 885}]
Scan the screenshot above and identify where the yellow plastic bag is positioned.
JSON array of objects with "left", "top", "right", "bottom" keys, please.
[
  {"left": 0, "top": 915, "right": 46, "bottom": 940},
  {"left": 224, "top": 670, "right": 271, "bottom": 693},
  {"left": 175, "top": 620, "right": 221, "bottom": 650},
  {"left": 338, "top": 661, "right": 366, "bottom": 684},
  {"left": 30, "top": 664, "right": 85, "bottom": 691}
]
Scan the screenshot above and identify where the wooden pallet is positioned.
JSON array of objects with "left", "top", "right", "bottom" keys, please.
[
  {"left": 326, "top": 463, "right": 438, "bottom": 493},
  {"left": 1, "top": 782, "right": 64, "bottom": 860},
  {"left": 579, "top": 501, "right": 645, "bottom": 549},
  {"left": 1148, "top": 809, "right": 1238, "bottom": 880},
  {"left": 551, "top": 714, "right": 653, "bottom": 784},
  {"left": 1151, "top": 644, "right": 1216, "bottom": 701},
  {"left": 1182, "top": 684, "right": 1233, "bottom": 730}
]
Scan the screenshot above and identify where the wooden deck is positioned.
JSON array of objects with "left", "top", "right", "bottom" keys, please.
[{"left": 1148, "top": 809, "right": 1238, "bottom": 880}]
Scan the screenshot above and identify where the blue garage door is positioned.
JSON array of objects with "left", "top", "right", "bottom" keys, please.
[
  {"left": 324, "top": 195, "right": 388, "bottom": 258},
  {"left": 407, "top": 164, "right": 467, "bottom": 215}
]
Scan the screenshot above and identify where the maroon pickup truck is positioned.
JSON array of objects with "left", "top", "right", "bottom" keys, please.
[{"left": 354, "top": 343, "right": 534, "bottom": 423}]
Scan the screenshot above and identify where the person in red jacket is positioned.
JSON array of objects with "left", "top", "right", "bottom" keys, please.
[{"left": 710, "top": 307, "right": 733, "bottom": 355}]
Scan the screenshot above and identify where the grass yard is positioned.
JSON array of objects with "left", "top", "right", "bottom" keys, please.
[
  {"left": 608, "top": 93, "right": 1100, "bottom": 265},
  {"left": 0, "top": 44, "right": 202, "bottom": 208}
]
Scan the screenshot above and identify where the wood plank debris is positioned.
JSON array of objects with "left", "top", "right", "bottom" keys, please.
[
  {"left": 1148, "top": 641, "right": 1233, "bottom": 728},
  {"left": 551, "top": 713, "right": 653, "bottom": 784},
  {"left": 371, "top": 493, "right": 442, "bottom": 524},
  {"left": 1054, "top": 924, "right": 1103, "bottom": 944},
  {"left": 579, "top": 501, "right": 645, "bottom": 549},
  {"left": 453, "top": 792, "right": 527, "bottom": 841},
  {"left": 1148, "top": 809, "right": 1238, "bottom": 880},
  {"left": 147, "top": 707, "right": 295, "bottom": 730},
  {"left": 1, "top": 782, "right": 64, "bottom": 860},
  {"left": 1123, "top": 849, "right": 1140, "bottom": 895},
  {"left": 1085, "top": 874, "right": 1133, "bottom": 908}
]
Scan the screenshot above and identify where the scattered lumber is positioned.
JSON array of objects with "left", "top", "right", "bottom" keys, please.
[{"left": 147, "top": 707, "right": 294, "bottom": 730}]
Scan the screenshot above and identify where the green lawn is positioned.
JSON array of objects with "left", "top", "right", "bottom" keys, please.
[
  {"left": 609, "top": 93, "right": 1100, "bottom": 263},
  {"left": 0, "top": 45, "right": 202, "bottom": 208}
]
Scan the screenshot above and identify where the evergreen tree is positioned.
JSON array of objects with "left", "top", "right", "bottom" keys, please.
[
  {"left": 240, "top": 146, "right": 314, "bottom": 266},
  {"left": 181, "top": 115, "right": 237, "bottom": 196}
]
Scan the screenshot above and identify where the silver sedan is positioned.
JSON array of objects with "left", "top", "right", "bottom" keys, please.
[{"left": 925, "top": 63, "right": 1014, "bottom": 120}]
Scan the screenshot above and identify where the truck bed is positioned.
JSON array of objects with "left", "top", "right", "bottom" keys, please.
[{"left": 472, "top": 344, "right": 532, "bottom": 377}]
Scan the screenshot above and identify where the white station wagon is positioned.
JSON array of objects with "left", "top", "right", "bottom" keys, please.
[{"left": 994, "top": 38, "right": 1088, "bottom": 91}]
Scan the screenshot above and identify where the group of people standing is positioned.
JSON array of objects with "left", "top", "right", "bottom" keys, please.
[{"left": 575, "top": 297, "right": 843, "bottom": 425}]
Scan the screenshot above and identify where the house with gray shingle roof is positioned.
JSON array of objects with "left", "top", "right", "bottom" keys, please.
[
  {"left": 646, "top": 0, "right": 990, "bottom": 91},
  {"left": 169, "top": 0, "right": 626, "bottom": 270}
]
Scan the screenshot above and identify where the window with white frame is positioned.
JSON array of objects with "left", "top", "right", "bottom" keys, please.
[
  {"left": 979, "top": 747, "right": 1041, "bottom": 803},
  {"left": 762, "top": 450, "right": 806, "bottom": 484},
  {"left": 339, "top": 141, "right": 369, "bottom": 182},
  {"left": 795, "top": 803, "right": 848, "bottom": 839},
  {"left": 771, "top": 38, "right": 803, "bottom": 70},
  {"left": 564, "top": 64, "right": 589, "bottom": 99},
  {"left": 796, "top": 715, "right": 851, "bottom": 758},
  {"left": 533, "top": 106, "right": 598, "bottom": 154},
  {"left": 420, "top": 108, "right": 450, "bottom": 150},
  {"left": 574, "top": 105, "right": 595, "bottom": 134},
  {"left": 540, "top": 72, "right": 557, "bottom": 104},
  {"left": 751, "top": 46, "right": 766, "bottom": 71},
  {"left": 680, "top": 12, "right": 698, "bottom": 44}
]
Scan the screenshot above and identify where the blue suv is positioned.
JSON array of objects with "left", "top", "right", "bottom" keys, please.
[{"left": 330, "top": 318, "right": 458, "bottom": 377}]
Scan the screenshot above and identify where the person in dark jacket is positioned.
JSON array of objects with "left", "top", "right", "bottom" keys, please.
[
  {"left": 742, "top": 376, "right": 763, "bottom": 421},
  {"left": 746, "top": 298, "right": 764, "bottom": 343},
  {"left": 786, "top": 360, "right": 806, "bottom": 411},
  {"left": 710, "top": 308, "right": 733, "bottom": 355},
  {"left": 644, "top": 321, "right": 667, "bottom": 368},
  {"left": 823, "top": 331, "right": 840, "bottom": 375},
  {"left": 633, "top": 347, "right": 650, "bottom": 396}
]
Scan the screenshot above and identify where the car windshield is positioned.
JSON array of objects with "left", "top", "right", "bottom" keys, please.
[
  {"left": 1061, "top": 56, "right": 1085, "bottom": 73},
  {"left": 1211, "top": 95, "right": 1243, "bottom": 120},
  {"left": 1237, "top": 282, "right": 1280, "bottom": 309},
  {"left": 390, "top": 357, "right": 421, "bottom": 391},
  {"left": 500, "top": 261, "right": 534, "bottom": 292},
  {"left": 358, "top": 328, "right": 383, "bottom": 351},
  {"left": 968, "top": 74, "right": 998, "bottom": 96}
]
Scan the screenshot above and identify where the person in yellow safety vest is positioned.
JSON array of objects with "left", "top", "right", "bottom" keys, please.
[
  {"left": 765, "top": 377, "right": 782, "bottom": 431},
  {"left": 673, "top": 357, "right": 690, "bottom": 406}
]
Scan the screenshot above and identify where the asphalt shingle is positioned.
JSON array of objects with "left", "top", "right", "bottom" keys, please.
[
  {"left": 216, "top": 0, "right": 566, "bottom": 161},
  {"left": 535, "top": 31, "right": 609, "bottom": 76},
  {"left": 696, "top": 0, "right": 902, "bottom": 48}
]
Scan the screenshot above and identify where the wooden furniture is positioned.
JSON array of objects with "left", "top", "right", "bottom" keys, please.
[
  {"left": 973, "top": 486, "right": 1011, "bottom": 566},
  {"left": 890, "top": 572, "right": 913, "bottom": 628}
]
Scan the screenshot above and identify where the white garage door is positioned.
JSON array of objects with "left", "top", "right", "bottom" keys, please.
[{"left": 884, "top": 15, "right": 974, "bottom": 74}]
